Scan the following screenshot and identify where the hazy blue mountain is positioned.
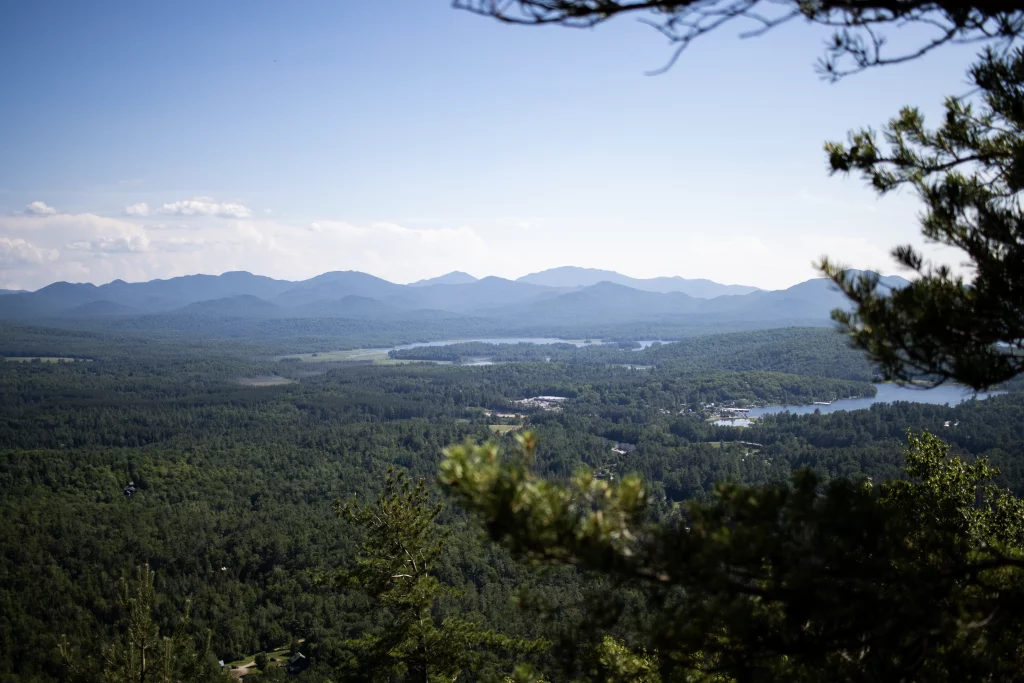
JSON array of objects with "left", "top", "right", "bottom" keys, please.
[
  {"left": 0, "top": 289, "right": 27, "bottom": 296},
  {"left": 0, "top": 272, "right": 294, "bottom": 318},
  {"left": 693, "top": 273, "right": 912, "bottom": 322},
  {"left": 100, "top": 271, "right": 292, "bottom": 310},
  {"left": 405, "top": 277, "right": 560, "bottom": 312},
  {"left": 273, "top": 271, "right": 406, "bottom": 307},
  {"left": 294, "top": 295, "right": 401, "bottom": 319},
  {"left": 517, "top": 266, "right": 759, "bottom": 298},
  {"left": 0, "top": 282, "right": 103, "bottom": 319},
  {"left": 62, "top": 300, "right": 139, "bottom": 317},
  {"left": 0, "top": 270, "right": 411, "bottom": 319},
  {"left": 482, "top": 282, "right": 701, "bottom": 327},
  {"left": 292, "top": 296, "right": 467, "bottom": 321},
  {"left": 479, "top": 272, "right": 908, "bottom": 329},
  {"left": 0, "top": 268, "right": 911, "bottom": 336},
  {"left": 173, "top": 295, "right": 281, "bottom": 317},
  {"left": 408, "top": 271, "right": 479, "bottom": 287}
]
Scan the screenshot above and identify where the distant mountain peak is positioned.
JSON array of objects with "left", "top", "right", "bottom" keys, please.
[
  {"left": 408, "top": 271, "right": 479, "bottom": 287},
  {"left": 841, "top": 269, "right": 911, "bottom": 289},
  {"left": 517, "top": 266, "right": 759, "bottom": 299}
]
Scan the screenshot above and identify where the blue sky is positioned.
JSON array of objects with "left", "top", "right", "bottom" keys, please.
[{"left": 0, "top": 1, "right": 981, "bottom": 290}]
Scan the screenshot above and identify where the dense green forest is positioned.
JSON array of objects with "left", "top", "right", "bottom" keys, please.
[
  {"left": 2, "top": 323, "right": 1022, "bottom": 681},
  {"left": 388, "top": 328, "right": 876, "bottom": 381}
]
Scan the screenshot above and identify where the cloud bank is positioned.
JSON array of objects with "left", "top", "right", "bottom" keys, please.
[
  {"left": 0, "top": 237, "right": 59, "bottom": 266},
  {"left": 159, "top": 197, "right": 252, "bottom": 218},
  {"left": 0, "top": 198, "right": 492, "bottom": 290},
  {"left": 0, "top": 194, "right": 928, "bottom": 292}
]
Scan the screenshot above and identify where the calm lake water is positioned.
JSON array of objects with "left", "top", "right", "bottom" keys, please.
[
  {"left": 713, "top": 383, "right": 1007, "bottom": 427},
  {"left": 387, "top": 338, "right": 667, "bottom": 365},
  {"left": 393, "top": 338, "right": 666, "bottom": 351}
]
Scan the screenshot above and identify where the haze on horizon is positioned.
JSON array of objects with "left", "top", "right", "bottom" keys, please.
[{"left": 0, "top": 1, "right": 980, "bottom": 292}]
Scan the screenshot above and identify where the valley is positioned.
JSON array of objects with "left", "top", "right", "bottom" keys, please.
[
  {"left": 2, "top": 314, "right": 1021, "bottom": 682},
  {"left": 6, "top": 1, "right": 1023, "bottom": 679}
]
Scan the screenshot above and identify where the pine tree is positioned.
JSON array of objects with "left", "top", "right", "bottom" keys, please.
[
  {"left": 336, "top": 468, "right": 546, "bottom": 682},
  {"left": 440, "top": 431, "right": 1024, "bottom": 681},
  {"left": 821, "top": 47, "right": 1024, "bottom": 388},
  {"left": 60, "top": 564, "right": 223, "bottom": 683}
]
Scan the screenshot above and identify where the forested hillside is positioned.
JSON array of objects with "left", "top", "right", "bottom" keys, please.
[{"left": 2, "top": 324, "right": 1021, "bottom": 681}]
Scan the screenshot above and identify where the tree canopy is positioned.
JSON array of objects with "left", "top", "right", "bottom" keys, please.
[
  {"left": 336, "top": 468, "right": 546, "bottom": 681},
  {"left": 822, "top": 47, "right": 1024, "bottom": 389},
  {"left": 441, "top": 430, "right": 1024, "bottom": 682}
]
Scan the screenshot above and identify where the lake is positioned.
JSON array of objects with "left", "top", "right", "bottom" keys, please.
[
  {"left": 386, "top": 337, "right": 668, "bottom": 365},
  {"left": 283, "top": 338, "right": 670, "bottom": 365},
  {"left": 712, "top": 383, "right": 1007, "bottom": 427},
  {"left": 392, "top": 338, "right": 667, "bottom": 351}
]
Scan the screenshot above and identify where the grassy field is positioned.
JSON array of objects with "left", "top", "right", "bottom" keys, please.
[
  {"left": 227, "top": 642, "right": 300, "bottom": 675},
  {"left": 277, "top": 348, "right": 391, "bottom": 362},
  {"left": 488, "top": 424, "right": 521, "bottom": 434},
  {"left": 276, "top": 349, "right": 451, "bottom": 366}
]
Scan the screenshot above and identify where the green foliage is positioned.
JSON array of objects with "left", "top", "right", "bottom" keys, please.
[
  {"left": 390, "top": 328, "right": 877, "bottom": 383},
  {"left": 336, "top": 468, "right": 547, "bottom": 681},
  {"left": 442, "top": 433, "right": 649, "bottom": 571},
  {"left": 591, "top": 636, "right": 661, "bottom": 683},
  {"left": 2, "top": 324, "right": 1021, "bottom": 682},
  {"left": 59, "top": 565, "right": 223, "bottom": 683},
  {"left": 822, "top": 48, "right": 1024, "bottom": 389},
  {"left": 441, "top": 431, "right": 1024, "bottom": 681}
]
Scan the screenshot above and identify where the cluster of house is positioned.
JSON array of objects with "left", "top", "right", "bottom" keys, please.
[
  {"left": 483, "top": 409, "right": 525, "bottom": 419},
  {"left": 596, "top": 441, "right": 639, "bottom": 481},
  {"left": 704, "top": 405, "right": 753, "bottom": 420},
  {"left": 512, "top": 396, "right": 569, "bottom": 411}
]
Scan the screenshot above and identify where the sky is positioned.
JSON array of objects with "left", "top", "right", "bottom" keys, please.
[{"left": 0, "top": 1, "right": 983, "bottom": 291}]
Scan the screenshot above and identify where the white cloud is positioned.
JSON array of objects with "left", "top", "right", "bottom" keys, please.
[
  {"left": 25, "top": 201, "right": 58, "bottom": 215},
  {"left": 159, "top": 196, "right": 252, "bottom": 218},
  {"left": 0, "top": 237, "right": 59, "bottom": 265},
  {"left": 1, "top": 211, "right": 152, "bottom": 267},
  {"left": 66, "top": 233, "right": 150, "bottom": 254},
  {"left": 124, "top": 202, "right": 150, "bottom": 216},
  {"left": 0, "top": 201, "right": 927, "bottom": 292}
]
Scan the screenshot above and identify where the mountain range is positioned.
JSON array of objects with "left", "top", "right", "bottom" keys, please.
[
  {"left": 406, "top": 267, "right": 758, "bottom": 298},
  {"left": 516, "top": 266, "right": 760, "bottom": 297},
  {"left": 0, "top": 267, "right": 911, "bottom": 336}
]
